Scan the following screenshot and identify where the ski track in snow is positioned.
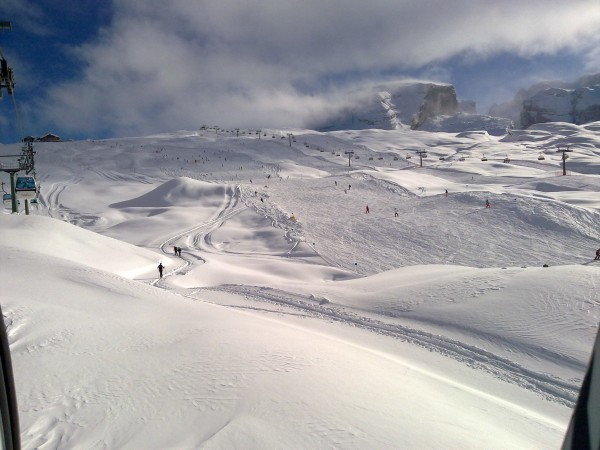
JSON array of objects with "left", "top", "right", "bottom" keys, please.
[{"left": 196, "top": 284, "right": 580, "bottom": 407}]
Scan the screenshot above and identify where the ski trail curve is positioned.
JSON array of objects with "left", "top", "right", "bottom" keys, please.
[{"left": 151, "top": 185, "right": 247, "bottom": 286}]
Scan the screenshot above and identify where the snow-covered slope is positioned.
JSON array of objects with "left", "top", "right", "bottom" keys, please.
[{"left": 1, "top": 121, "right": 599, "bottom": 448}]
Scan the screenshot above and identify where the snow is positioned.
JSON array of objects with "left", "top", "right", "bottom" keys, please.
[{"left": 1, "top": 121, "right": 599, "bottom": 448}]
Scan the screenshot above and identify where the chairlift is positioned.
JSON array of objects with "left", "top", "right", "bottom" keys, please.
[
  {"left": 406, "top": 154, "right": 412, "bottom": 159},
  {"left": 3, "top": 194, "right": 18, "bottom": 206},
  {"left": 378, "top": 156, "right": 383, "bottom": 160},
  {"left": 368, "top": 157, "right": 374, "bottom": 160},
  {"left": 538, "top": 153, "right": 545, "bottom": 160},
  {"left": 459, "top": 156, "right": 465, "bottom": 161},
  {"left": 439, "top": 157, "right": 445, "bottom": 160},
  {"left": 503, "top": 156, "right": 511, "bottom": 163},
  {"left": 15, "top": 176, "right": 38, "bottom": 199},
  {"left": 393, "top": 156, "right": 399, "bottom": 161},
  {"left": 481, "top": 155, "right": 488, "bottom": 161}
]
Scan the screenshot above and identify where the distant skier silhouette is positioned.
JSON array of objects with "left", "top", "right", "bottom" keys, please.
[
  {"left": 595, "top": 248, "right": 600, "bottom": 260},
  {"left": 485, "top": 199, "right": 491, "bottom": 208},
  {"left": 394, "top": 208, "right": 398, "bottom": 217},
  {"left": 365, "top": 205, "right": 370, "bottom": 214},
  {"left": 158, "top": 263, "right": 164, "bottom": 278}
]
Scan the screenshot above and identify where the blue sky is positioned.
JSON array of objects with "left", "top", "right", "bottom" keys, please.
[{"left": 1, "top": 0, "right": 599, "bottom": 143}]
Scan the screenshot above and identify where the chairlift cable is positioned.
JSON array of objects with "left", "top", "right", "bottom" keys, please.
[{"left": 9, "top": 89, "right": 25, "bottom": 140}]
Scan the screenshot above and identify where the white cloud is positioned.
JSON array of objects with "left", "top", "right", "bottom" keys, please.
[{"left": 38, "top": 0, "right": 600, "bottom": 136}]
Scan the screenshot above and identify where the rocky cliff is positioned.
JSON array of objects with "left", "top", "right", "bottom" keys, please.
[
  {"left": 490, "top": 73, "right": 600, "bottom": 128},
  {"left": 311, "top": 80, "right": 511, "bottom": 135},
  {"left": 520, "top": 85, "right": 600, "bottom": 128}
]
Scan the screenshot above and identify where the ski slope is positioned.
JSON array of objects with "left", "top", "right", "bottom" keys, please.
[{"left": 1, "top": 122, "right": 599, "bottom": 448}]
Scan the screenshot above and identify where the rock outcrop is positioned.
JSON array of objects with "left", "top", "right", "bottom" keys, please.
[
  {"left": 490, "top": 73, "right": 600, "bottom": 128},
  {"left": 313, "top": 81, "right": 466, "bottom": 132},
  {"left": 520, "top": 85, "right": 600, "bottom": 128}
]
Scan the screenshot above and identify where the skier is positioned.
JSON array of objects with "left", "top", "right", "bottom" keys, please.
[
  {"left": 485, "top": 199, "right": 491, "bottom": 208},
  {"left": 158, "top": 262, "right": 164, "bottom": 278},
  {"left": 445, "top": 189, "right": 448, "bottom": 197},
  {"left": 595, "top": 248, "right": 600, "bottom": 260},
  {"left": 394, "top": 208, "right": 398, "bottom": 217},
  {"left": 365, "top": 205, "right": 370, "bottom": 214}
]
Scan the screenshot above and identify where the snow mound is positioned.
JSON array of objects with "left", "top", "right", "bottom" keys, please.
[
  {"left": 110, "top": 177, "right": 227, "bottom": 208},
  {"left": 0, "top": 215, "right": 166, "bottom": 278}
]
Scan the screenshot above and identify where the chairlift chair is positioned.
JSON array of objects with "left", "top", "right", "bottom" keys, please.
[
  {"left": 481, "top": 155, "right": 488, "bottom": 161},
  {"left": 15, "top": 176, "right": 38, "bottom": 200},
  {"left": 538, "top": 153, "right": 545, "bottom": 160},
  {"left": 503, "top": 156, "right": 510, "bottom": 163},
  {"left": 406, "top": 154, "right": 412, "bottom": 159}
]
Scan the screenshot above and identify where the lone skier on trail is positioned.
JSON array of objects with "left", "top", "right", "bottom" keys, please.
[
  {"left": 365, "top": 205, "right": 370, "bottom": 214},
  {"left": 485, "top": 199, "right": 491, "bottom": 208},
  {"left": 158, "top": 262, "right": 164, "bottom": 278}
]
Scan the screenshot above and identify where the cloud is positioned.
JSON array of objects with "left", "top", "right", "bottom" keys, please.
[{"left": 37, "top": 0, "right": 600, "bottom": 137}]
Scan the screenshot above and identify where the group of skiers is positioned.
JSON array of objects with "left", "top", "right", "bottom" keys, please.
[{"left": 156, "top": 246, "right": 185, "bottom": 278}]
